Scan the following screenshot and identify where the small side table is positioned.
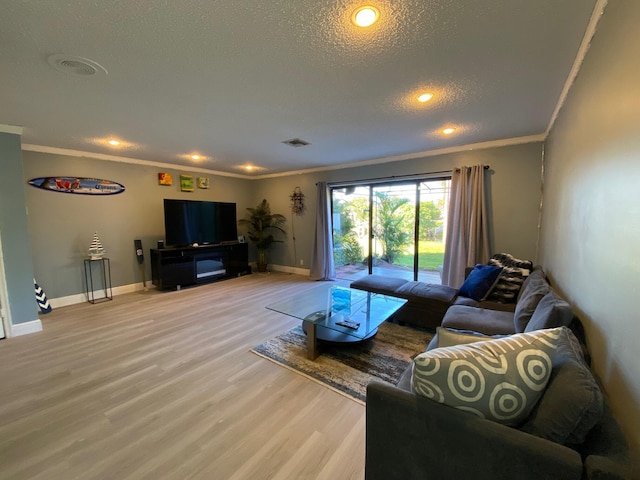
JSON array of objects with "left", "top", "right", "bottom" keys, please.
[{"left": 84, "top": 257, "right": 113, "bottom": 304}]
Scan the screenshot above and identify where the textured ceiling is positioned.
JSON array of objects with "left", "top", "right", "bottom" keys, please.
[{"left": 0, "top": 0, "right": 598, "bottom": 176}]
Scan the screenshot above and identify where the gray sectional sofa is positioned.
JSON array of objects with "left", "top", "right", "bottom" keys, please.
[
  {"left": 366, "top": 326, "right": 636, "bottom": 479},
  {"left": 350, "top": 275, "right": 458, "bottom": 329},
  {"left": 350, "top": 265, "right": 573, "bottom": 334},
  {"left": 441, "top": 266, "right": 574, "bottom": 335},
  {"left": 362, "top": 267, "right": 638, "bottom": 479}
]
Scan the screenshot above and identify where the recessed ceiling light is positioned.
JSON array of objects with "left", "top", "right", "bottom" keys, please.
[
  {"left": 181, "top": 153, "right": 208, "bottom": 162},
  {"left": 418, "top": 93, "right": 433, "bottom": 103},
  {"left": 352, "top": 6, "right": 379, "bottom": 27},
  {"left": 89, "top": 137, "right": 137, "bottom": 149},
  {"left": 442, "top": 128, "right": 456, "bottom": 135},
  {"left": 245, "top": 165, "right": 254, "bottom": 171}
]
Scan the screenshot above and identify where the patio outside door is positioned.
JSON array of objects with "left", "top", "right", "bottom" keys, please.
[
  {"left": 371, "top": 183, "right": 416, "bottom": 281},
  {"left": 331, "top": 178, "right": 449, "bottom": 284}
]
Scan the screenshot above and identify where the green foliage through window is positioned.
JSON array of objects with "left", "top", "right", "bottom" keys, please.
[{"left": 373, "top": 192, "right": 412, "bottom": 264}]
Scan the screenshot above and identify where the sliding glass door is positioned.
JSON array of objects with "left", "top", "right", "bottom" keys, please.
[
  {"left": 331, "top": 178, "right": 450, "bottom": 283},
  {"left": 371, "top": 183, "right": 416, "bottom": 279},
  {"left": 415, "top": 180, "right": 450, "bottom": 283},
  {"left": 332, "top": 186, "right": 371, "bottom": 280}
]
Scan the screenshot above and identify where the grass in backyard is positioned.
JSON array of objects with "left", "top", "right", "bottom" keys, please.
[{"left": 395, "top": 241, "right": 445, "bottom": 270}]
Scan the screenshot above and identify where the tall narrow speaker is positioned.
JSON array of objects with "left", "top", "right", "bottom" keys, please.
[{"left": 134, "top": 239, "right": 147, "bottom": 289}]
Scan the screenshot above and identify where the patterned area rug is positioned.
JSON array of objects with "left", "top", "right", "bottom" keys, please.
[{"left": 251, "top": 322, "right": 433, "bottom": 404}]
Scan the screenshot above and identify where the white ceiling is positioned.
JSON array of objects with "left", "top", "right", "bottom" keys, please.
[{"left": 1, "top": 0, "right": 599, "bottom": 177}]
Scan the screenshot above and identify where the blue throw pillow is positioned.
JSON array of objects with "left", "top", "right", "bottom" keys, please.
[{"left": 458, "top": 264, "right": 503, "bottom": 301}]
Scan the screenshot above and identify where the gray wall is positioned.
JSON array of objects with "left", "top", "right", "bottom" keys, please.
[
  {"left": 540, "top": 1, "right": 640, "bottom": 455},
  {"left": 252, "top": 142, "right": 544, "bottom": 270},
  {"left": 0, "top": 132, "right": 39, "bottom": 326},
  {"left": 23, "top": 151, "right": 252, "bottom": 298},
  {"left": 23, "top": 142, "right": 543, "bottom": 298}
]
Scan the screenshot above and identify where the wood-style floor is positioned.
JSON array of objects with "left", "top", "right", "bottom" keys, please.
[{"left": 0, "top": 273, "right": 366, "bottom": 480}]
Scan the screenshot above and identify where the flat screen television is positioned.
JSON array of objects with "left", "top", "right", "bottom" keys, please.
[{"left": 164, "top": 199, "right": 238, "bottom": 247}]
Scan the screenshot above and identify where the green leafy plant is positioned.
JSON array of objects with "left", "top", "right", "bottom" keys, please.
[
  {"left": 374, "top": 192, "right": 411, "bottom": 264},
  {"left": 333, "top": 231, "right": 364, "bottom": 266},
  {"left": 419, "top": 200, "right": 444, "bottom": 241},
  {"left": 238, "top": 199, "right": 286, "bottom": 272}
]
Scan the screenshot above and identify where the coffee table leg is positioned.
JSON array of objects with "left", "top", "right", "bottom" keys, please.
[{"left": 307, "top": 322, "right": 318, "bottom": 360}]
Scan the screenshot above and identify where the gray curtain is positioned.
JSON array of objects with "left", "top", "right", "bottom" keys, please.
[
  {"left": 441, "top": 165, "right": 490, "bottom": 287},
  {"left": 310, "top": 182, "right": 336, "bottom": 281}
]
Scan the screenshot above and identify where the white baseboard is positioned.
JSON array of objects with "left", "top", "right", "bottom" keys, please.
[
  {"left": 267, "top": 264, "right": 310, "bottom": 276},
  {"left": 11, "top": 319, "right": 43, "bottom": 337},
  {"left": 50, "top": 282, "right": 154, "bottom": 309},
  {"left": 47, "top": 266, "right": 307, "bottom": 310}
]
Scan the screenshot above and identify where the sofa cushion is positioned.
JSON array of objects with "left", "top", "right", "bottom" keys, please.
[
  {"left": 349, "top": 275, "right": 408, "bottom": 295},
  {"left": 411, "top": 327, "right": 563, "bottom": 425},
  {"left": 524, "top": 291, "right": 573, "bottom": 332},
  {"left": 392, "top": 282, "right": 458, "bottom": 328},
  {"left": 513, "top": 270, "right": 551, "bottom": 332},
  {"left": 436, "top": 326, "right": 495, "bottom": 348},
  {"left": 394, "top": 282, "right": 458, "bottom": 305},
  {"left": 520, "top": 327, "right": 603, "bottom": 446},
  {"left": 458, "top": 264, "right": 503, "bottom": 301},
  {"left": 516, "top": 266, "right": 546, "bottom": 302},
  {"left": 452, "top": 296, "right": 517, "bottom": 312},
  {"left": 434, "top": 326, "right": 603, "bottom": 446},
  {"left": 452, "top": 295, "right": 481, "bottom": 307},
  {"left": 486, "top": 253, "right": 534, "bottom": 303},
  {"left": 396, "top": 366, "right": 413, "bottom": 391},
  {"left": 442, "top": 305, "right": 516, "bottom": 335}
]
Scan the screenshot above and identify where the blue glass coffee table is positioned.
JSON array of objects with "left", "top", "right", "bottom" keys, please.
[{"left": 266, "top": 284, "right": 407, "bottom": 360}]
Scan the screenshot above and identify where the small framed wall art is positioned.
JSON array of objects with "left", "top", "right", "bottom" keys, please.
[
  {"left": 197, "top": 177, "right": 210, "bottom": 189},
  {"left": 158, "top": 172, "right": 173, "bottom": 186},
  {"left": 180, "top": 174, "right": 194, "bottom": 192}
]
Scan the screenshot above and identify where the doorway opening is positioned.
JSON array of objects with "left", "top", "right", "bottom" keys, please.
[{"left": 0, "top": 232, "right": 10, "bottom": 338}]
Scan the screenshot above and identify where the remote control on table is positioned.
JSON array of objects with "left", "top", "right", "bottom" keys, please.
[{"left": 336, "top": 319, "right": 360, "bottom": 329}]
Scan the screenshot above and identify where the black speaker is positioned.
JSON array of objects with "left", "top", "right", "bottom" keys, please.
[{"left": 134, "top": 239, "right": 144, "bottom": 264}]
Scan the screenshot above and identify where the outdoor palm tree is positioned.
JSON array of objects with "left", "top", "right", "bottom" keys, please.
[{"left": 374, "top": 193, "right": 411, "bottom": 264}]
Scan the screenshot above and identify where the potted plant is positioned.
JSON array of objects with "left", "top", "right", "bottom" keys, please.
[{"left": 238, "top": 199, "right": 286, "bottom": 272}]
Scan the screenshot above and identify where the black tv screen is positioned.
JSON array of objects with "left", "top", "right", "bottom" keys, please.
[{"left": 164, "top": 199, "right": 237, "bottom": 247}]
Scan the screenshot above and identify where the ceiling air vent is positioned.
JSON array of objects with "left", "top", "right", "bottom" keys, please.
[
  {"left": 47, "top": 54, "right": 108, "bottom": 77},
  {"left": 282, "top": 138, "right": 311, "bottom": 147}
]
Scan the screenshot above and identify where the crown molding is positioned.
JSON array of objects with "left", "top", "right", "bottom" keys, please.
[
  {"left": 0, "top": 124, "right": 24, "bottom": 135},
  {"left": 546, "top": 0, "right": 608, "bottom": 136},
  {"left": 21, "top": 144, "right": 249, "bottom": 179},
  {"left": 22, "top": 133, "right": 545, "bottom": 181},
  {"left": 254, "top": 134, "right": 545, "bottom": 179}
]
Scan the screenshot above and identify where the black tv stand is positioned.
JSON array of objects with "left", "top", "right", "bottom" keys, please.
[{"left": 150, "top": 243, "right": 249, "bottom": 290}]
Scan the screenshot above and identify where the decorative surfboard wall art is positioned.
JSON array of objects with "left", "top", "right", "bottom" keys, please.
[{"left": 28, "top": 177, "right": 125, "bottom": 195}]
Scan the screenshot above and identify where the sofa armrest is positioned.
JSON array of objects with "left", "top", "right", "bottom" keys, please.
[
  {"left": 365, "top": 382, "right": 583, "bottom": 480},
  {"left": 584, "top": 454, "right": 640, "bottom": 480},
  {"left": 581, "top": 402, "right": 640, "bottom": 480}
]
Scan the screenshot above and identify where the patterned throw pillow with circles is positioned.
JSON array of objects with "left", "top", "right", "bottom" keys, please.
[{"left": 411, "top": 327, "right": 563, "bottom": 425}]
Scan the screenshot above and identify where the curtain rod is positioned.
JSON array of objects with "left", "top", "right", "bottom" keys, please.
[
  {"left": 320, "top": 165, "right": 490, "bottom": 187},
  {"left": 455, "top": 165, "right": 490, "bottom": 171}
]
